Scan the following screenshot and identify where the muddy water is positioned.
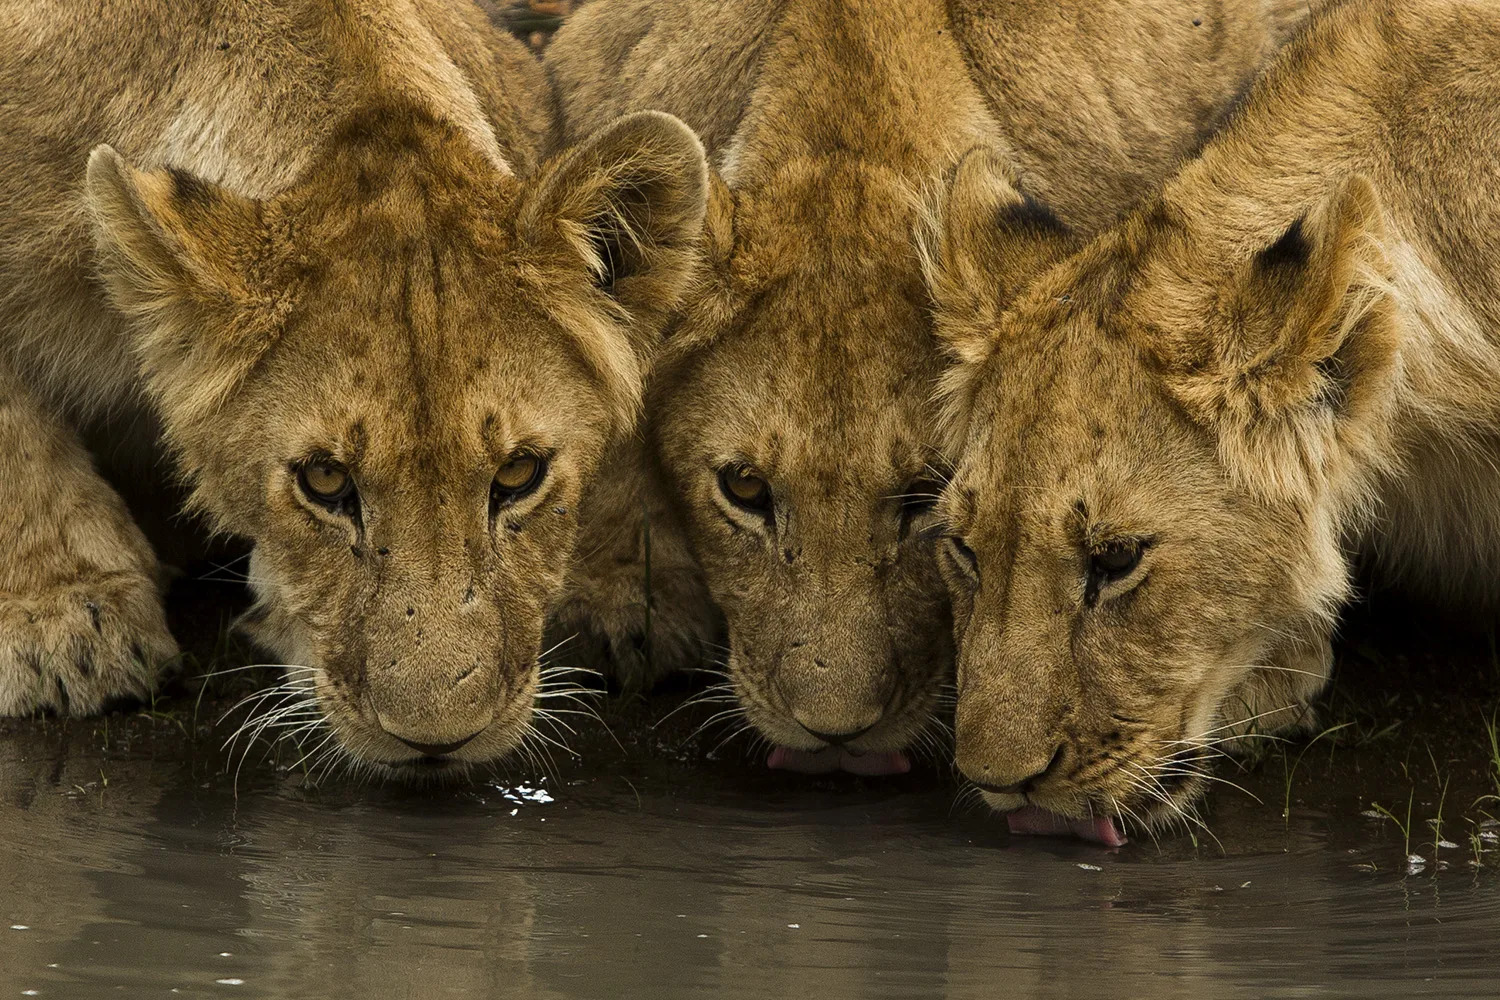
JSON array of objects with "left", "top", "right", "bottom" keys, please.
[{"left": 1, "top": 597, "right": 1498, "bottom": 998}]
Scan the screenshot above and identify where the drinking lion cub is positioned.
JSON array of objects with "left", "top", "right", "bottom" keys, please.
[
  {"left": 925, "top": 0, "right": 1500, "bottom": 840},
  {"left": 548, "top": 0, "right": 1310, "bottom": 774},
  {"left": 0, "top": 0, "right": 708, "bottom": 777}
]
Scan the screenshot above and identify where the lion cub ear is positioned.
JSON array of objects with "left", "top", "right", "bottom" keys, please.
[
  {"left": 1167, "top": 175, "right": 1398, "bottom": 498},
  {"left": 919, "top": 146, "right": 1074, "bottom": 365},
  {"left": 86, "top": 146, "right": 276, "bottom": 416},
  {"left": 517, "top": 111, "right": 709, "bottom": 357}
]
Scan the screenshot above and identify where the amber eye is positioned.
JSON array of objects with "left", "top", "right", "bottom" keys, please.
[
  {"left": 491, "top": 452, "right": 547, "bottom": 510},
  {"left": 718, "top": 464, "right": 772, "bottom": 515},
  {"left": 297, "top": 460, "right": 355, "bottom": 508}
]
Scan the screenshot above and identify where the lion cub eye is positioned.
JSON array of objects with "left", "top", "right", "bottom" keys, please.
[
  {"left": 1084, "top": 540, "right": 1148, "bottom": 606},
  {"left": 899, "top": 479, "right": 944, "bottom": 517},
  {"left": 297, "top": 459, "right": 356, "bottom": 510},
  {"left": 1091, "top": 541, "right": 1142, "bottom": 580},
  {"left": 718, "top": 464, "right": 773, "bottom": 516},
  {"left": 491, "top": 452, "right": 547, "bottom": 509},
  {"left": 899, "top": 478, "right": 946, "bottom": 540}
]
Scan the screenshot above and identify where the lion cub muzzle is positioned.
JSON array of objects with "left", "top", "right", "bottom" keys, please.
[
  {"left": 363, "top": 588, "right": 519, "bottom": 758},
  {"left": 771, "top": 615, "right": 895, "bottom": 745}
]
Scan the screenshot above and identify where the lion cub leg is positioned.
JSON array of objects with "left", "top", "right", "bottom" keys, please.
[
  {"left": 0, "top": 365, "right": 177, "bottom": 715},
  {"left": 551, "top": 439, "right": 722, "bottom": 691}
]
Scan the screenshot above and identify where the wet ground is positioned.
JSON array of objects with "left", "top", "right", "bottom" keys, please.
[{"left": 0, "top": 578, "right": 1497, "bottom": 998}]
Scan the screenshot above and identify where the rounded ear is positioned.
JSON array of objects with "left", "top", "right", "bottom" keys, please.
[
  {"left": 86, "top": 145, "right": 280, "bottom": 420},
  {"left": 917, "top": 146, "right": 1074, "bottom": 366},
  {"left": 517, "top": 111, "right": 709, "bottom": 357},
  {"left": 1165, "top": 174, "right": 1398, "bottom": 499}
]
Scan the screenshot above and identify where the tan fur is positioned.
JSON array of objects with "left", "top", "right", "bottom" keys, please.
[
  {"left": 545, "top": 0, "right": 1310, "bottom": 754},
  {"left": 926, "top": 0, "right": 1500, "bottom": 828},
  {"left": 0, "top": 0, "right": 710, "bottom": 777}
]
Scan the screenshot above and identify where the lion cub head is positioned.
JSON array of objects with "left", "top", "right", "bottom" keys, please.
[
  {"left": 927, "top": 161, "right": 1398, "bottom": 830},
  {"left": 648, "top": 152, "right": 1066, "bottom": 767},
  {"left": 87, "top": 108, "right": 707, "bottom": 777}
]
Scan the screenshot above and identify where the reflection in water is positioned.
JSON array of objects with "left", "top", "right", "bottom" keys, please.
[{"left": 0, "top": 711, "right": 1497, "bottom": 1000}]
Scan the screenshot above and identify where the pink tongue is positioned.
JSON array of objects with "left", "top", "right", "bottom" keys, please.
[
  {"left": 1006, "top": 805, "right": 1128, "bottom": 847},
  {"left": 766, "top": 746, "right": 912, "bottom": 777}
]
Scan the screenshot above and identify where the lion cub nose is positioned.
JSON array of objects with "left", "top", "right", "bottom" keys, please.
[
  {"left": 793, "top": 711, "right": 882, "bottom": 747},
  {"left": 388, "top": 728, "right": 485, "bottom": 757},
  {"left": 960, "top": 744, "right": 1066, "bottom": 795}
]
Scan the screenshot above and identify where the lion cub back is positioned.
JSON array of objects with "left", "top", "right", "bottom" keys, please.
[
  {"left": 547, "top": 0, "right": 783, "bottom": 153},
  {"left": 950, "top": 0, "right": 1318, "bottom": 225},
  {"left": 549, "top": 0, "right": 1317, "bottom": 226}
]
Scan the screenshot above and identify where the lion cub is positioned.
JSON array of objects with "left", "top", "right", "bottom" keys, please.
[
  {"left": 0, "top": 0, "right": 708, "bottom": 777},
  {"left": 926, "top": 0, "right": 1500, "bottom": 838},
  {"left": 545, "top": 0, "right": 1311, "bottom": 772}
]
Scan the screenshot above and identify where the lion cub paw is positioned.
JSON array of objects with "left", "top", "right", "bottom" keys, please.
[
  {"left": 553, "top": 564, "right": 723, "bottom": 692},
  {"left": 0, "top": 571, "right": 178, "bottom": 716}
]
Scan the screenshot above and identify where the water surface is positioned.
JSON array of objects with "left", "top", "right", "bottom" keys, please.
[{"left": 0, "top": 594, "right": 1496, "bottom": 998}]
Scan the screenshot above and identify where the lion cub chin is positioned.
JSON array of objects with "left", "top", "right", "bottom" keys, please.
[
  {"left": 928, "top": 0, "right": 1500, "bottom": 833},
  {"left": 0, "top": 1, "right": 708, "bottom": 778}
]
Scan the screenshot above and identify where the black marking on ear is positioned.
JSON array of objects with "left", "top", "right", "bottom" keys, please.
[
  {"left": 1258, "top": 216, "right": 1310, "bottom": 272},
  {"left": 1313, "top": 352, "right": 1351, "bottom": 412},
  {"left": 167, "top": 167, "right": 213, "bottom": 205},
  {"left": 996, "top": 193, "right": 1068, "bottom": 236},
  {"left": 589, "top": 224, "right": 624, "bottom": 292}
]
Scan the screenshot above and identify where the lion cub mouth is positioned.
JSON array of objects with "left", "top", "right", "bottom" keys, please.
[
  {"left": 765, "top": 746, "right": 912, "bottom": 777},
  {"left": 1005, "top": 806, "right": 1128, "bottom": 847}
]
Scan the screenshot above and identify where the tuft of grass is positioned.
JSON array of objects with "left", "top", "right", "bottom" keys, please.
[
  {"left": 1484, "top": 708, "right": 1500, "bottom": 802},
  {"left": 1422, "top": 744, "right": 1453, "bottom": 865},
  {"left": 1369, "top": 790, "right": 1415, "bottom": 862},
  {"left": 1281, "top": 721, "right": 1353, "bottom": 825}
]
